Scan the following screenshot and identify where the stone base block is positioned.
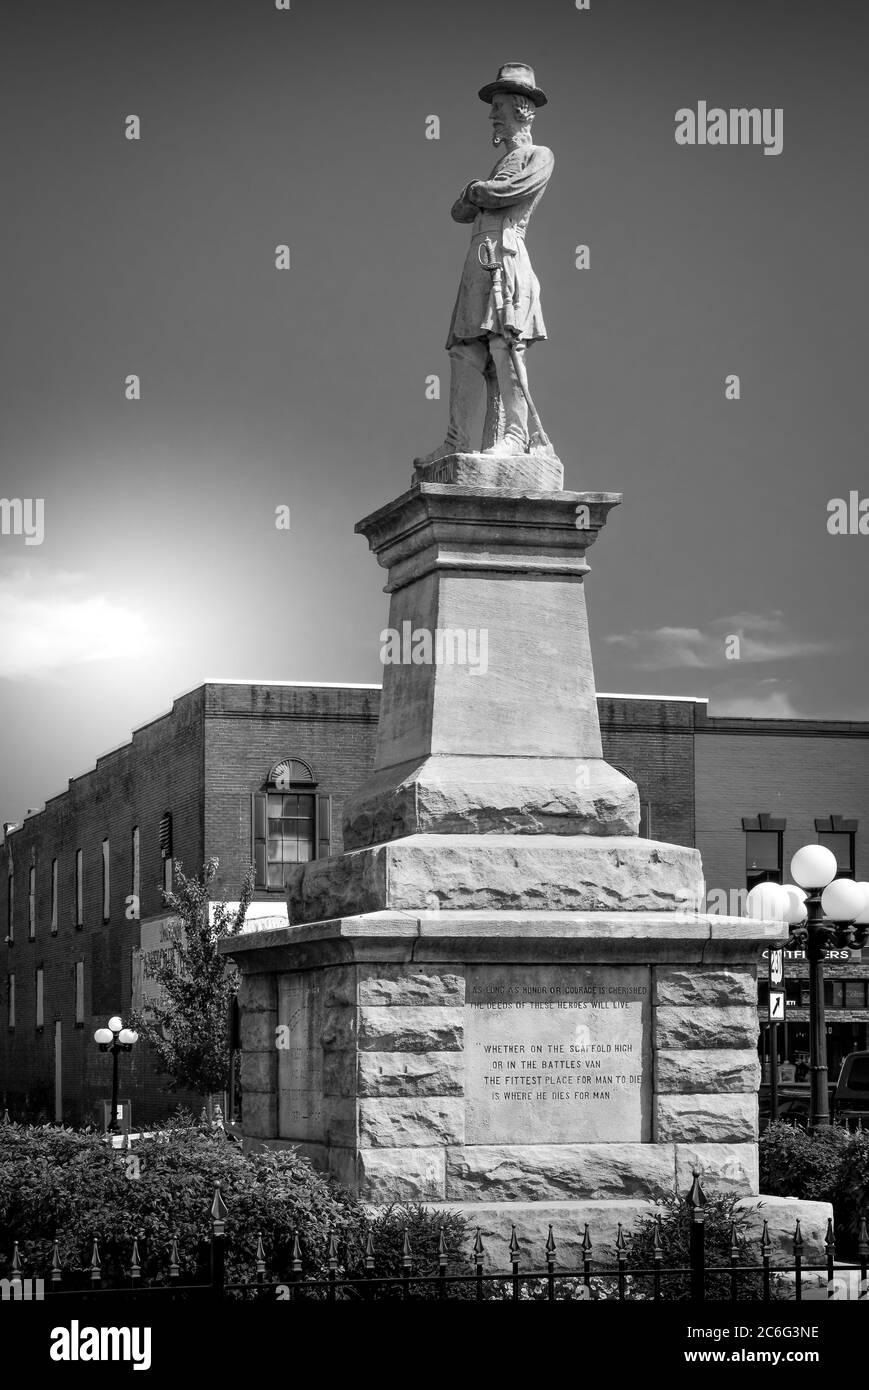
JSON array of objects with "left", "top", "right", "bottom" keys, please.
[
  {"left": 286, "top": 834, "right": 704, "bottom": 925},
  {"left": 342, "top": 755, "right": 639, "bottom": 848},
  {"left": 411, "top": 449, "right": 563, "bottom": 491}
]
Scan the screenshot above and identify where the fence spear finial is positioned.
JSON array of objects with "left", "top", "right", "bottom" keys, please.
[
  {"left": 857, "top": 1217, "right": 869, "bottom": 1260},
  {"left": 473, "top": 1227, "right": 485, "bottom": 1262},
  {"left": 402, "top": 1229, "right": 413, "bottom": 1269},
  {"left": 50, "top": 1236, "right": 62, "bottom": 1284},
  {"left": 687, "top": 1170, "right": 707, "bottom": 1214},
  {"left": 793, "top": 1219, "right": 804, "bottom": 1256},
  {"left": 168, "top": 1232, "right": 180, "bottom": 1280},
  {"left": 509, "top": 1225, "right": 520, "bottom": 1263},
  {"left": 652, "top": 1217, "right": 663, "bottom": 1260},
  {"left": 255, "top": 1232, "right": 266, "bottom": 1276},
  {"left": 364, "top": 1230, "right": 376, "bottom": 1271},
  {"left": 10, "top": 1241, "right": 22, "bottom": 1281},
  {"left": 824, "top": 1218, "right": 835, "bottom": 1255},
  {"left": 291, "top": 1230, "right": 302, "bottom": 1274},
  {"left": 615, "top": 1223, "right": 627, "bottom": 1257},
  {"left": 730, "top": 1221, "right": 739, "bottom": 1258},
  {"left": 211, "top": 1181, "right": 228, "bottom": 1235},
  {"left": 130, "top": 1236, "right": 142, "bottom": 1280},
  {"left": 89, "top": 1237, "right": 102, "bottom": 1282},
  {"left": 581, "top": 1223, "right": 593, "bottom": 1257},
  {"left": 545, "top": 1225, "right": 557, "bottom": 1262},
  {"left": 327, "top": 1230, "right": 339, "bottom": 1271},
  {"left": 438, "top": 1227, "right": 448, "bottom": 1268},
  {"left": 760, "top": 1219, "right": 771, "bottom": 1258}
]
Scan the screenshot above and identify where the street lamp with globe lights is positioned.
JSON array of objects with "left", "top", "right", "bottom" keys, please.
[
  {"left": 752, "top": 846, "right": 869, "bottom": 1130},
  {"left": 94, "top": 1016, "right": 139, "bottom": 1133}
]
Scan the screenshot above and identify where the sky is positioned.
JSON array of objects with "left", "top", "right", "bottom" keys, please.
[{"left": 1, "top": 0, "right": 867, "bottom": 826}]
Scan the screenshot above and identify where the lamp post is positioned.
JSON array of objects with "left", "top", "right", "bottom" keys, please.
[
  {"left": 94, "top": 1015, "right": 138, "bottom": 1133},
  {"left": 750, "top": 851, "right": 869, "bottom": 1130}
]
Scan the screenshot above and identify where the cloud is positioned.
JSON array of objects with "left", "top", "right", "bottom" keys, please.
[
  {"left": 604, "top": 612, "right": 836, "bottom": 670},
  {"left": 709, "top": 691, "right": 800, "bottom": 718},
  {"left": 0, "top": 568, "right": 153, "bottom": 679}
]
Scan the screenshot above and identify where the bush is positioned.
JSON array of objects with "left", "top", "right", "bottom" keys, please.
[
  {"left": 627, "top": 1190, "right": 771, "bottom": 1301},
  {"left": 760, "top": 1121, "right": 869, "bottom": 1257},
  {"left": 0, "top": 1116, "right": 471, "bottom": 1295},
  {"left": 760, "top": 1121, "right": 851, "bottom": 1203}
]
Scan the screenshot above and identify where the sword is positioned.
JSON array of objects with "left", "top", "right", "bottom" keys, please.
[{"left": 478, "top": 236, "right": 551, "bottom": 451}]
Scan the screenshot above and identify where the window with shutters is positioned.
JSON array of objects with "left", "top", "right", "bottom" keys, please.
[
  {"left": 36, "top": 966, "right": 44, "bottom": 1029},
  {"left": 75, "top": 849, "right": 83, "bottom": 928},
  {"left": 131, "top": 826, "right": 140, "bottom": 907},
  {"left": 815, "top": 816, "right": 857, "bottom": 881},
  {"left": 51, "top": 858, "right": 58, "bottom": 934},
  {"left": 74, "top": 961, "right": 84, "bottom": 1024},
  {"left": 159, "top": 813, "right": 173, "bottom": 894},
  {"left": 742, "top": 814, "right": 785, "bottom": 891},
  {"left": 252, "top": 759, "right": 332, "bottom": 890},
  {"left": 28, "top": 865, "right": 36, "bottom": 940},
  {"left": 102, "top": 838, "right": 110, "bottom": 922}
]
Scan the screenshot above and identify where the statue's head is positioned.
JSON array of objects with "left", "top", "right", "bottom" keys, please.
[
  {"left": 489, "top": 92, "right": 536, "bottom": 147},
  {"left": 478, "top": 63, "right": 547, "bottom": 146}
]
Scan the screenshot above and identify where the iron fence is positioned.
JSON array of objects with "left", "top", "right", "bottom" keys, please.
[{"left": 4, "top": 1173, "right": 868, "bottom": 1302}]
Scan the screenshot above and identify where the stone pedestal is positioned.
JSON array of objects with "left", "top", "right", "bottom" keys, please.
[{"left": 226, "top": 465, "right": 788, "bottom": 1254}]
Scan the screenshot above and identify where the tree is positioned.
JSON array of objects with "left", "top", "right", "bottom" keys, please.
[{"left": 131, "top": 857, "right": 254, "bottom": 1103}]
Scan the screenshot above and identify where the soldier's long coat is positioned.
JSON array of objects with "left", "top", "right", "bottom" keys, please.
[{"left": 445, "top": 142, "right": 554, "bottom": 350}]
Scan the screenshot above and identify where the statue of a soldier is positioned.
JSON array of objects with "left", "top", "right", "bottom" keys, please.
[{"left": 416, "top": 63, "right": 554, "bottom": 466}]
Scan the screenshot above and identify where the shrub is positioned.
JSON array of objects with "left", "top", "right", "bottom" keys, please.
[
  {"left": 759, "top": 1121, "right": 851, "bottom": 1204},
  {"left": 0, "top": 1117, "right": 472, "bottom": 1296},
  {"left": 833, "top": 1132, "right": 869, "bottom": 1256},
  {"left": 627, "top": 1190, "right": 770, "bottom": 1301}
]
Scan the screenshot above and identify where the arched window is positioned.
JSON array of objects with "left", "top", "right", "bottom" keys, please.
[{"left": 252, "top": 759, "right": 332, "bottom": 889}]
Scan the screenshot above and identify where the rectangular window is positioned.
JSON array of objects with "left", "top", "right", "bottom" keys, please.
[
  {"left": 28, "top": 865, "right": 36, "bottom": 940},
  {"left": 6, "top": 873, "right": 13, "bottom": 944},
  {"left": 7, "top": 973, "right": 15, "bottom": 1029},
  {"left": 745, "top": 830, "right": 783, "bottom": 891},
  {"left": 253, "top": 791, "right": 331, "bottom": 888},
  {"left": 51, "top": 858, "right": 58, "bottom": 934},
  {"left": 824, "top": 980, "right": 846, "bottom": 1008},
  {"left": 639, "top": 803, "right": 652, "bottom": 839},
  {"left": 36, "top": 967, "right": 44, "bottom": 1028},
  {"left": 74, "top": 961, "right": 84, "bottom": 1024},
  {"left": 817, "top": 831, "right": 856, "bottom": 880},
  {"left": 159, "top": 814, "right": 173, "bottom": 895},
  {"left": 844, "top": 980, "right": 866, "bottom": 1010},
  {"left": 102, "top": 838, "right": 110, "bottom": 921},
  {"left": 75, "top": 849, "right": 83, "bottom": 928},
  {"left": 131, "top": 826, "right": 140, "bottom": 914}
]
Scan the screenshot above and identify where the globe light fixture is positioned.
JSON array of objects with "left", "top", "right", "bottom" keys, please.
[
  {"left": 789, "top": 844, "right": 838, "bottom": 891},
  {"left": 93, "top": 1015, "right": 138, "bottom": 1132},
  {"left": 782, "top": 847, "right": 869, "bottom": 1128},
  {"left": 745, "top": 881, "right": 790, "bottom": 921}
]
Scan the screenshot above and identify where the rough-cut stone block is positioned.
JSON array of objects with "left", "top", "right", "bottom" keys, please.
[
  {"left": 655, "top": 1092, "right": 758, "bottom": 1144},
  {"left": 676, "top": 1143, "right": 759, "bottom": 1195},
  {"left": 286, "top": 835, "right": 704, "bottom": 924},
  {"left": 241, "top": 1051, "right": 276, "bottom": 1094},
  {"left": 358, "top": 966, "right": 465, "bottom": 1007},
  {"left": 736, "top": 1196, "right": 834, "bottom": 1264},
  {"left": 240, "top": 1011, "right": 278, "bottom": 1052},
  {"left": 358, "top": 1052, "right": 464, "bottom": 1097},
  {"left": 654, "top": 1005, "right": 759, "bottom": 1051},
  {"left": 359, "top": 1098, "right": 465, "bottom": 1148},
  {"left": 322, "top": 966, "right": 356, "bottom": 1007},
  {"left": 445, "top": 1143, "right": 677, "bottom": 1203},
  {"left": 241, "top": 1091, "right": 277, "bottom": 1138},
  {"left": 320, "top": 1008, "right": 356, "bottom": 1052},
  {"left": 654, "top": 967, "right": 757, "bottom": 1009},
  {"left": 411, "top": 448, "right": 564, "bottom": 492},
  {"left": 323, "top": 1048, "right": 356, "bottom": 1097},
  {"left": 656, "top": 1048, "right": 761, "bottom": 1095},
  {"left": 237, "top": 975, "right": 276, "bottom": 1012},
  {"left": 342, "top": 755, "right": 639, "bottom": 849},
  {"left": 358, "top": 1005, "right": 464, "bottom": 1052},
  {"left": 357, "top": 1147, "right": 446, "bottom": 1202},
  {"left": 318, "top": 1097, "right": 357, "bottom": 1147}
]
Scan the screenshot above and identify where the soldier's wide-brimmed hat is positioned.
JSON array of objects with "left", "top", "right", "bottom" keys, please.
[{"left": 478, "top": 62, "right": 548, "bottom": 108}]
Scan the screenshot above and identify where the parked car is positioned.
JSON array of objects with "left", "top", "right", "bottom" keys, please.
[{"left": 759, "top": 1050, "right": 869, "bottom": 1129}]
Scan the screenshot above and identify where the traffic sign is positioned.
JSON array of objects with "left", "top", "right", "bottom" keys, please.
[{"left": 768, "top": 988, "right": 786, "bottom": 1022}]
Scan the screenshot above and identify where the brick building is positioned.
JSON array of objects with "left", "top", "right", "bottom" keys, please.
[{"left": 2, "top": 685, "right": 867, "bottom": 1123}]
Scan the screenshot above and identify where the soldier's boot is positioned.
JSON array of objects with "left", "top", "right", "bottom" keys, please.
[
  {"left": 480, "top": 335, "right": 528, "bottom": 455},
  {"left": 413, "top": 342, "right": 486, "bottom": 466}
]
